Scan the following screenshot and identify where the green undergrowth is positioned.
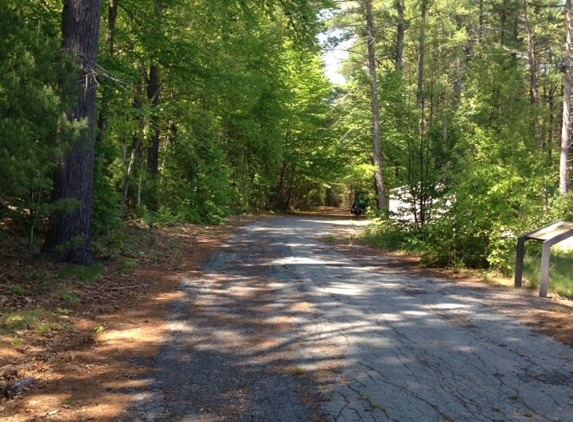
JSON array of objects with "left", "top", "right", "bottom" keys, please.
[
  {"left": 1, "top": 224, "right": 137, "bottom": 336},
  {"left": 0, "top": 259, "right": 104, "bottom": 336},
  {"left": 0, "top": 308, "right": 74, "bottom": 336},
  {"left": 0, "top": 214, "right": 204, "bottom": 337},
  {"left": 521, "top": 248, "right": 573, "bottom": 298},
  {"left": 358, "top": 221, "right": 573, "bottom": 299},
  {"left": 358, "top": 221, "right": 425, "bottom": 256}
]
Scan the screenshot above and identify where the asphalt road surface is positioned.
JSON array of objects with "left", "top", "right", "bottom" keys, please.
[{"left": 124, "top": 216, "right": 573, "bottom": 422}]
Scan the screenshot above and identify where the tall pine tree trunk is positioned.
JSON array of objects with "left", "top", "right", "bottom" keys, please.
[
  {"left": 521, "top": 0, "right": 537, "bottom": 107},
  {"left": 42, "top": 0, "right": 102, "bottom": 264},
  {"left": 412, "top": 0, "right": 428, "bottom": 229},
  {"left": 364, "top": 0, "right": 387, "bottom": 210},
  {"left": 96, "top": 0, "right": 118, "bottom": 145},
  {"left": 395, "top": 0, "right": 404, "bottom": 73},
  {"left": 146, "top": 64, "right": 161, "bottom": 180},
  {"left": 416, "top": 1, "right": 427, "bottom": 132},
  {"left": 561, "top": 0, "right": 572, "bottom": 194},
  {"left": 145, "top": 64, "right": 161, "bottom": 212},
  {"left": 145, "top": 1, "right": 163, "bottom": 212},
  {"left": 521, "top": 0, "right": 544, "bottom": 156}
]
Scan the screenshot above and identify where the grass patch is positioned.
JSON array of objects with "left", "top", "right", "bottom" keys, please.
[
  {"left": 358, "top": 394, "right": 383, "bottom": 410},
  {"left": 116, "top": 258, "right": 137, "bottom": 275},
  {"left": 522, "top": 249, "right": 573, "bottom": 298},
  {"left": 360, "top": 220, "right": 573, "bottom": 299},
  {"left": 10, "top": 337, "right": 22, "bottom": 346},
  {"left": 293, "top": 366, "right": 306, "bottom": 376},
  {"left": 9, "top": 285, "right": 29, "bottom": 296},
  {"left": 60, "top": 292, "right": 78, "bottom": 304},
  {"left": 36, "top": 324, "right": 51, "bottom": 335},
  {"left": 359, "top": 221, "right": 424, "bottom": 254},
  {"left": 320, "top": 234, "right": 337, "bottom": 244},
  {"left": 57, "top": 262, "right": 104, "bottom": 285},
  {"left": 0, "top": 309, "right": 75, "bottom": 335},
  {"left": 0, "top": 309, "right": 41, "bottom": 333}
]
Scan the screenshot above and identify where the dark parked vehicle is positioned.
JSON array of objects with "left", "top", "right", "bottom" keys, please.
[{"left": 351, "top": 191, "right": 368, "bottom": 215}]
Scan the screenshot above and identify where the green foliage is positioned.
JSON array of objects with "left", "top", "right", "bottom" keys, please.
[
  {"left": 88, "top": 0, "right": 335, "bottom": 223},
  {"left": 7, "top": 0, "right": 571, "bottom": 278},
  {"left": 327, "top": 0, "right": 573, "bottom": 272},
  {"left": 36, "top": 324, "right": 51, "bottom": 335},
  {"left": 92, "top": 325, "right": 106, "bottom": 335},
  {"left": 360, "top": 220, "right": 424, "bottom": 253},
  {"left": 546, "top": 194, "right": 573, "bottom": 223},
  {"left": 270, "top": 45, "right": 341, "bottom": 211},
  {"left": 93, "top": 142, "right": 122, "bottom": 237},
  {"left": 0, "top": 3, "right": 76, "bottom": 247},
  {"left": 414, "top": 125, "right": 532, "bottom": 270},
  {"left": 10, "top": 338, "right": 22, "bottom": 346},
  {"left": 159, "top": 117, "right": 232, "bottom": 223}
]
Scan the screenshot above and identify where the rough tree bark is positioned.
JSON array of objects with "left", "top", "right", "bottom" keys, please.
[
  {"left": 561, "top": 0, "right": 572, "bottom": 194},
  {"left": 146, "top": 64, "right": 161, "bottom": 181},
  {"left": 42, "top": 0, "right": 102, "bottom": 264},
  {"left": 395, "top": 0, "right": 404, "bottom": 73},
  {"left": 521, "top": 0, "right": 537, "bottom": 107},
  {"left": 145, "top": 1, "right": 163, "bottom": 212},
  {"left": 364, "top": 0, "right": 387, "bottom": 210},
  {"left": 412, "top": 0, "right": 428, "bottom": 228}
]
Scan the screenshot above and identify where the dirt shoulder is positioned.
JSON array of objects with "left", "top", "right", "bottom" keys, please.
[
  {"left": 0, "top": 219, "right": 247, "bottom": 421},
  {"left": 1, "top": 211, "right": 572, "bottom": 421}
]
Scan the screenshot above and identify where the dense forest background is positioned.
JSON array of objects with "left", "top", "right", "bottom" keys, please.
[{"left": 1, "top": 0, "right": 573, "bottom": 273}]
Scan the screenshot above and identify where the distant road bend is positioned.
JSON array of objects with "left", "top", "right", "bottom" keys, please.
[{"left": 124, "top": 215, "right": 573, "bottom": 422}]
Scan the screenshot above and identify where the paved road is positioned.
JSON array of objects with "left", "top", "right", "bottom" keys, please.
[{"left": 125, "top": 216, "right": 573, "bottom": 422}]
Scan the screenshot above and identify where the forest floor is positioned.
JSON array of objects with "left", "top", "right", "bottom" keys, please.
[{"left": 1, "top": 208, "right": 573, "bottom": 421}]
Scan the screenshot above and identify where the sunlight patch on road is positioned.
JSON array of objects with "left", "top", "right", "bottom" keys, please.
[
  {"left": 401, "top": 310, "right": 430, "bottom": 317},
  {"left": 272, "top": 256, "right": 347, "bottom": 266},
  {"left": 376, "top": 313, "right": 404, "bottom": 322},
  {"left": 291, "top": 301, "right": 312, "bottom": 310},
  {"left": 431, "top": 303, "right": 471, "bottom": 310},
  {"left": 327, "top": 283, "right": 367, "bottom": 296}
]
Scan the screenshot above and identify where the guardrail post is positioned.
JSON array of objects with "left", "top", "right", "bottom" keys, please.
[
  {"left": 514, "top": 235, "right": 526, "bottom": 288},
  {"left": 539, "top": 241, "right": 551, "bottom": 298}
]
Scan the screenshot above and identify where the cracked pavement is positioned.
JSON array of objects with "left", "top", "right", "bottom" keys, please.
[{"left": 124, "top": 216, "right": 573, "bottom": 422}]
